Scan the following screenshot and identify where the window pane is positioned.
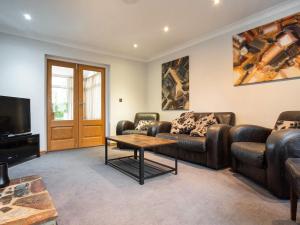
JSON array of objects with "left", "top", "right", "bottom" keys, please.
[
  {"left": 51, "top": 66, "right": 74, "bottom": 120},
  {"left": 83, "top": 70, "right": 101, "bottom": 120}
]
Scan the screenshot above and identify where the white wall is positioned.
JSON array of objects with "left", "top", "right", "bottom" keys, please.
[
  {"left": 146, "top": 3, "right": 300, "bottom": 128},
  {"left": 0, "top": 32, "right": 147, "bottom": 151}
]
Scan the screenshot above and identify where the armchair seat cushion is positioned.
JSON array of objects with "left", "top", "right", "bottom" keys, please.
[
  {"left": 122, "top": 130, "right": 147, "bottom": 135},
  {"left": 156, "top": 133, "right": 206, "bottom": 153},
  {"left": 232, "top": 142, "right": 266, "bottom": 168}
]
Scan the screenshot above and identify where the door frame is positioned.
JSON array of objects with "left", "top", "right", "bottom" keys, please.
[{"left": 46, "top": 58, "right": 107, "bottom": 151}]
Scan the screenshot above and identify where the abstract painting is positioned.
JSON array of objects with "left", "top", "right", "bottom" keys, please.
[
  {"left": 162, "top": 56, "right": 189, "bottom": 110},
  {"left": 233, "top": 12, "right": 300, "bottom": 86}
]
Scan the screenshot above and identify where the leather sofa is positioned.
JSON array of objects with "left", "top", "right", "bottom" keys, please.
[
  {"left": 151, "top": 112, "right": 235, "bottom": 169},
  {"left": 230, "top": 111, "right": 300, "bottom": 198},
  {"left": 116, "top": 112, "right": 159, "bottom": 136}
]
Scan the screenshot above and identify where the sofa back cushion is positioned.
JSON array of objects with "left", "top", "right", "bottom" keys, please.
[
  {"left": 182, "top": 112, "right": 235, "bottom": 126},
  {"left": 134, "top": 112, "right": 159, "bottom": 127}
]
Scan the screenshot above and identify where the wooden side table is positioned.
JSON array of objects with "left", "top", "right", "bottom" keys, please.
[{"left": 0, "top": 175, "right": 58, "bottom": 225}]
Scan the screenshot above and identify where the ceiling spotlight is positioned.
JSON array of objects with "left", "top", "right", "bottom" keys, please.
[
  {"left": 133, "top": 44, "right": 138, "bottom": 48},
  {"left": 164, "top": 26, "right": 169, "bottom": 32},
  {"left": 23, "top": 13, "right": 32, "bottom": 21},
  {"left": 213, "top": 0, "right": 220, "bottom": 5}
]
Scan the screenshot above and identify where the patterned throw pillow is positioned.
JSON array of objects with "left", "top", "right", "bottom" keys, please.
[
  {"left": 135, "top": 120, "right": 155, "bottom": 131},
  {"left": 190, "top": 113, "right": 218, "bottom": 137},
  {"left": 273, "top": 120, "right": 300, "bottom": 131},
  {"left": 170, "top": 112, "right": 196, "bottom": 134}
]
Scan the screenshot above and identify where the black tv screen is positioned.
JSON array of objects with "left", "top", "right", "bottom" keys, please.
[{"left": 0, "top": 96, "right": 31, "bottom": 135}]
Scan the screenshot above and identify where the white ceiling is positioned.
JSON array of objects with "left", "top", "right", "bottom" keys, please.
[{"left": 0, "top": 0, "right": 293, "bottom": 61}]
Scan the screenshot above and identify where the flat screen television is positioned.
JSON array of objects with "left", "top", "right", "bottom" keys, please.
[{"left": 0, "top": 96, "right": 31, "bottom": 135}]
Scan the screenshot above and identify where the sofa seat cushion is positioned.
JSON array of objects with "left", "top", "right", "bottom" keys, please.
[
  {"left": 178, "top": 135, "right": 206, "bottom": 153},
  {"left": 156, "top": 133, "right": 180, "bottom": 140},
  {"left": 232, "top": 142, "right": 266, "bottom": 168},
  {"left": 156, "top": 133, "right": 206, "bottom": 153},
  {"left": 122, "top": 130, "right": 147, "bottom": 135}
]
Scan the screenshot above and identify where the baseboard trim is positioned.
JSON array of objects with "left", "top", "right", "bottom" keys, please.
[{"left": 41, "top": 143, "right": 116, "bottom": 153}]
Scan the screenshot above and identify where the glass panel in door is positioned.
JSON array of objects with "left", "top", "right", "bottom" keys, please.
[
  {"left": 82, "top": 70, "right": 102, "bottom": 120},
  {"left": 51, "top": 66, "right": 74, "bottom": 120}
]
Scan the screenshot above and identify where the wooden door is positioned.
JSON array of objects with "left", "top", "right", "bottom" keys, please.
[
  {"left": 78, "top": 65, "right": 105, "bottom": 147},
  {"left": 47, "top": 60, "right": 78, "bottom": 151}
]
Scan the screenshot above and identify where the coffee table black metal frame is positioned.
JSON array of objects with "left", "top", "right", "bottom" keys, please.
[{"left": 105, "top": 137, "right": 178, "bottom": 185}]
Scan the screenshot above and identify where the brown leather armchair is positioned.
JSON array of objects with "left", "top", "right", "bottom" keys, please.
[
  {"left": 230, "top": 111, "right": 300, "bottom": 198},
  {"left": 116, "top": 112, "right": 160, "bottom": 149},
  {"left": 116, "top": 112, "right": 159, "bottom": 136}
]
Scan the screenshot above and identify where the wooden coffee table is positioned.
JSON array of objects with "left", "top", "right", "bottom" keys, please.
[
  {"left": 0, "top": 176, "right": 57, "bottom": 225},
  {"left": 105, "top": 134, "right": 177, "bottom": 185}
]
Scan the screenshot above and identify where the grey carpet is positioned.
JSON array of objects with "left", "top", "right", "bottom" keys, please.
[{"left": 8, "top": 147, "right": 300, "bottom": 225}]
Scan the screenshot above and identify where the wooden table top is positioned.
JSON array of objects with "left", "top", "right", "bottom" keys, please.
[
  {"left": 106, "top": 134, "right": 177, "bottom": 148},
  {"left": 0, "top": 175, "right": 57, "bottom": 225}
]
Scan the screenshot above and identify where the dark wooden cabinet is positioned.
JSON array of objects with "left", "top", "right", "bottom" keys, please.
[{"left": 0, "top": 134, "right": 40, "bottom": 165}]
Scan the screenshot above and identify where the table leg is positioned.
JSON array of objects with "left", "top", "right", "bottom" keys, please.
[
  {"left": 175, "top": 158, "right": 178, "bottom": 175},
  {"left": 134, "top": 149, "right": 138, "bottom": 159},
  {"left": 175, "top": 146, "right": 178, "bottom": 175},
  {"left": 139, "top": 147, "right": 144, "bottom": 185},
  {"left": 105, "top": 138, "right": 108, "bottom": 165},
  {"left": 291, "top": 186, "right": 298, "bottom": 221}
]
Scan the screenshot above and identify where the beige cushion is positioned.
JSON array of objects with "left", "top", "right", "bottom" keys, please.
[
  {"left": 135, "top": 120, "right": 155, "bottom": 131},
  {"left": 170, "top": 112, "right": 196, "bottom": 134},
  {"left": 273, "top": 120, "right": 300, "bottom": 132},
  {"left": 190, "top": 113, "right": 218, "bottom": 137}
]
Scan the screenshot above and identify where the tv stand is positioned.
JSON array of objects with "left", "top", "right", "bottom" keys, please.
[
  {"left": 5, "top": 132, "right": 32, "bottom": 138},
  {"left": 0, "top": 134, "right": 40, "bottom": 165}
]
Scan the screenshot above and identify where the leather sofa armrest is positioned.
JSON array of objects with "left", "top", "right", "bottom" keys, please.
[
  {"left": 116, "top": 120, "right": 135, "bottom": 135},
  {"left": 265, "top": 129, "right": 300, "bottom": 198},
  {"left": 148, "top": 121, "right": 172, "bottom": 137},
  {"left": 206, "top": 124, "right": 232, "bottom": 169},
  {"left": 230, "top": 125, "right": 272, "bottom": 143}
]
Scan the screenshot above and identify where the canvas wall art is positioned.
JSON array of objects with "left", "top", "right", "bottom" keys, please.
[
  {"left": 233, "top": 12, "right": 300, "bottom": 86},
  {"left": 162, "top": 56, "right": 189, "bottom": 110}
]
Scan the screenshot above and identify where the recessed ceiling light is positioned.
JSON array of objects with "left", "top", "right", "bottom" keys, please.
[
  {"left": 164, "top": 26, "right": 169, "bottom": 33},
  {"left": 23, "top": 13, "right": 32, "bottom": 21},
  {"left": 133, "top": 44, "right": 138, "bottom": 48},
  {"left": 213, "top": 0, "right": 220, "bottom": 5}
]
